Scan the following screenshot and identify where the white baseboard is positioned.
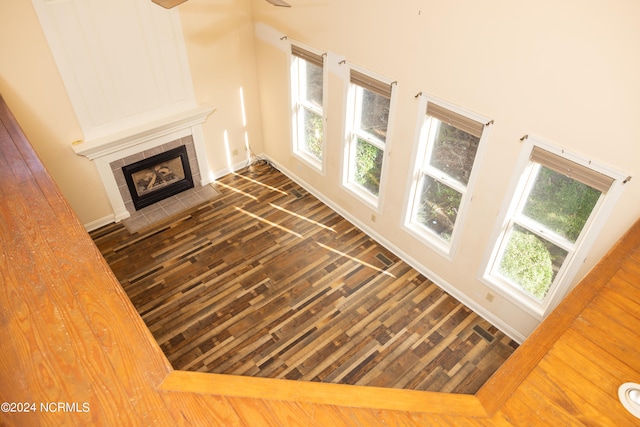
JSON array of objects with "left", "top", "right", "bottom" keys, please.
[
  {"left": 212, "top": 159, "right": 252, "bottom": 180},
  {"left": 261, "top": 154, "right": 526, "bottom": 344},
  {"left": 83, "top": 214, "right": 115, "bottom": 232}
]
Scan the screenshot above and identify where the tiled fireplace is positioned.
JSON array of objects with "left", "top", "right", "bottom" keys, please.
[
  {"left": 110, "top": 135, "right": 218, "bottom": 232},
  {"left": 72, "top": 106, "right": 215, "bottom": 229},
  {"left": 114, "top": 138, "right": 196, "bottom": 212}
]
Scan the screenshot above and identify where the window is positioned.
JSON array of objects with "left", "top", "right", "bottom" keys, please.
[
  {"left": 343, "top": 68, "right": 395, "bottom": 206},
  {"left": 484, "top": 138, "right": 625, "bottom": 317},
  {"left": 291, "top": 44, "right": 325, "bottom": 169},
  {"left": 405, "top": 97, "right": 490, "bottom": 255}
]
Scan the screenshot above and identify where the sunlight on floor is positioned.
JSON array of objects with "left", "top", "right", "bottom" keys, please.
[
  {"left": 235, "top": 207, "right": 303, "bottom": 238},
  {"left": 215, "top": 181, "right": 259, "bottom": 200},
  {"left": 232, "top": 172, "right": 289, "bottom": 195},
  {"left": 316, "top": 242, "right": 396, "bottom": 278},
  {"left": 269, "top": 203, "right": 336, "bottom": 232},
  {"left": 234, "top": 199, "right": 392, "bottom": 277}
]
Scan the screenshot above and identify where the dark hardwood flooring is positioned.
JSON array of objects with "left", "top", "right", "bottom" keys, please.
[{"left": 90, "top": 161, "right": 517, "bottom": 394}]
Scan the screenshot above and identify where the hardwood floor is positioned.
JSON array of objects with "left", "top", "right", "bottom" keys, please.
[{"left": 91, "top": 161, "right": 517, "bottom": 394}]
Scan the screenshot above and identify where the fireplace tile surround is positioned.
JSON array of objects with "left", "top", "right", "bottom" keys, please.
[
  {"left": 120, "top": 183, "right": 219, "bottom": 233},
  {"left": 109, "top": 135, "right": 219, "bottom": 233},
  {"left": 111, "top": 135, "right": 200, "bottom": 214}
]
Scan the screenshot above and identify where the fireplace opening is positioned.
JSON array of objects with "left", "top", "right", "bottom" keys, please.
[{"left": 123, "top": 145, "right": 194, "bottom": 210}]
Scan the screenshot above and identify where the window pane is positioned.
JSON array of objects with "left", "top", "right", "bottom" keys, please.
[
  {"left": 414, "top": 175, "right": 462, "bottom": 241},
  {"left": 300, "top": 107, "right": 323, "bottom": 161},
  {"left": 429, "top": 120, "right": 480, "bottom": 185},
  {"left": 302, "top": 60, "right": 323, "bottom": 108},
  {"left": 354, "top": 138, "right": 383, "bottom": 196},
  {"left": 498, "top": 224, "right": 568, "bottom": 300},
  {"left": 359, "top": 87, "right": 390, "bottom": 142},
  {"left": 522, "top": 166, "right": 601, "bottom": 242}
]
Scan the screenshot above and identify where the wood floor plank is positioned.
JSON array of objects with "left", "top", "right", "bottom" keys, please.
[
  {"left": 573, "top": 308, "right": 640, "bottom": 370},
  {"left": 553, "top": 334, "right": 631, "bottom": 391},
  {"left": 606, "top": 275, "right": 640, "bottom": 309},
  {"left": 528, "top": 360, "right": 624, "bottom": 426},
  {"left": 91, "top": 162, "right": 518, "bottom": 394},
  {"left": 500, "top": 382, "right": 581, "bottom": 427}
]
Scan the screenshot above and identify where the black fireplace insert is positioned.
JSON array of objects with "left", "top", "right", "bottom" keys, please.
[{"left": 122, "top": 145, "right": 194, "bottom": 210}]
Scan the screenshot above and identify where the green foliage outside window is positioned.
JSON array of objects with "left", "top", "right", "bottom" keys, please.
[
  {"left": 523, "top": 167, "right": 601, "bottom": 242},
  {"left": 354, "top": 138, "right": 383, "bottom": 196},
  {"left": 498, "top": 166, "right": 598, "bottom": 300},
  {"left": 415, "top": 176, "right": 462, "bottom": 241},
  {"left": 303, "top": 109, "right": 323, "bottom": 161},
  {"left": 412, "top": 117, "right": 478, "bottom": 242},
  {"left": 499, "top": 228, "right": 554, "bottom": 299},
  {"left": 429, "top": 121, "right": 480, "bottom": 186}
]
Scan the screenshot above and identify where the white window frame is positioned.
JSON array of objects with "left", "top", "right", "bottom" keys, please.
[
  {"left": 290, "top": 42, "right": 327, "bottom": 173},
  {"left": 403, "top": 94, "right": 492, "bottom": 259},
  {"left": 480, "top": 136, "right": 627, "bottom": 319},
  {"left": 342, "top": 65, "right": 397, "bottom": 210}
]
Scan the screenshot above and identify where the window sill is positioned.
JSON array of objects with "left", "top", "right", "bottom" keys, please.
[
  {"left": 402, "top": 222, "right": 454, "bottom": 261},
  {"left": 342, "top": 182, "right": 381, "bottom": 212},
  {"left": 293, "top": 151, "right": 324, "bottom": 174}
]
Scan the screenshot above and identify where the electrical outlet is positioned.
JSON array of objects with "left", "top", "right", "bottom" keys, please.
[
  {"left": 486, "top": 293, "right": 495, "bottom": 303},
  {"left": 371, "top": 214, "right": 376, "bottom": 222},
  {"left": 232, "top": 149, "right": 239, "bottom": 156}
]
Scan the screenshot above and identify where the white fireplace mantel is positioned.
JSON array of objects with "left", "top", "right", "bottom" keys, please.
[
  {"left": 74, "top": 105, "right": 215, "bottom": 223},
  {"left": 72, "top": 105, "right": 214, "bottom": 159}
]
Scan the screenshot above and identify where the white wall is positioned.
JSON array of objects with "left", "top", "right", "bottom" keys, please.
[
  {"left": 250, "top": 0, "right": 640, "bottom": 339},
  {"left": 178, "top": 0, "right": 265, "bottom": 180}
]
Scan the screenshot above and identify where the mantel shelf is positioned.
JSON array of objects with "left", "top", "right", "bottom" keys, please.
[{"left": 72, "top": 105, "right": 215, "bottom": 160}]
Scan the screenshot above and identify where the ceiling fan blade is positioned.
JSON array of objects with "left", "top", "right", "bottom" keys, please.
[
  {"left": 265, "top": 0, "right": 292, "bottom": 7},
  {"left": 151, "top": 0, "right": 188, "bottom": 9},
  {"left": 151, "top": 0, "right": 290, "bottom": 9}
]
